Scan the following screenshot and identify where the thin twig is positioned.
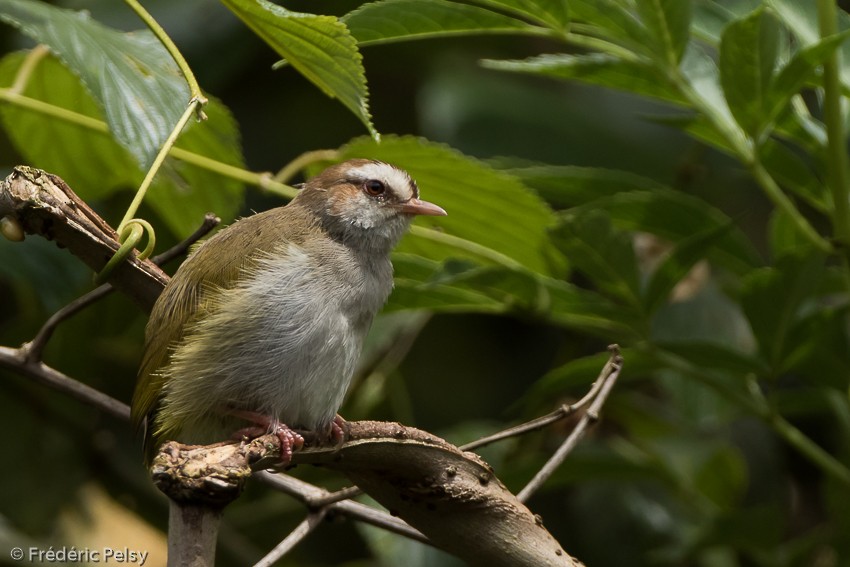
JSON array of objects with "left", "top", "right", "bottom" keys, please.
[
  {"left": 0, "top": 346, "right": 130, "bottom": 421},
  {"left": 256, "top": 472, "right": 429, "bottom": 544},
  {"left": 151, "top": 212, "right": 220, "bottom": 266},
  {"left": 253, "top": 509, "right": 328, "bottom": 567},
  {"left": 460, "top": 356, "right": 614, "bottom": 452},
  {"left": 517, "top": 345, "right": 623, "bottom": 502},
  {"left": 19, "top": 214, "right": 220, "bottom": 363}
]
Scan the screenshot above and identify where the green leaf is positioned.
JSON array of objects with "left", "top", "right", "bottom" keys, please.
[
  {"left": 389, "top": 255, "right": 642, "bottom": 338},
  {"left": 642, "top": 222, "right": 733, "bottom": 315},
  {"left": 782, "top": 305, "right": 850, "bottom": 385},
  {"left": 551, "top": 209, "right": 643, "bottom": 310},
  {"left": 337, "top": 135, "right": 563, "bottom": 276},
  {"left": 693, "top": 445, "right": 747, "bottom": 509},
  {"left": 0, "top": 51, "right": 245, "bottom": 238},
  {"left": 719, "top": 8, "right": 779, "bottom": 138},
  {"left": 0, "top": 0, "right": 189, "bottom": 169},
  {"left": 655, "top": 341, "right": 767, "bottom": 376},
  {"left": 576, "top": 190, "right": 762, "bottom": 274},
  {"left": 148, "top": 96, "right": 245, "bottom": 237},
  {"left": 766, "top": 29, "right": 850, "bottom": 127},
  {"left": 681, "top": 43, "right": 747, "bottom": 148},
  {"left": 501, "top": 164, "right": 669, "bottom": 208},
  {"left": 220, "top": 0, "right": 377, "bottom": 140},
  {"left": 526, "top": 348, "right": 657, "bottom": 404},
  {"left": 739, "top": 252, "right": 826, "bottom": 369},
  {"left": 482, "top": 53, "right": 686, "bottom": 106},
  {"left": 0, "top": 51, "right": 138, "bottom": 200},
  {"left": 566, "top": 0, "right": 652, "bottom": 56},
  {"left": 473, "top": 0, "right": 569, "bottom": 30},
  {"left": 342, "top": 0, "right": 542, "bottom": 46},
  {"left": 772, "top": 0, "right": 850, "bottom": 89},
  {"left": 635, "top": 0, "right": 692, "bottom": 66}
]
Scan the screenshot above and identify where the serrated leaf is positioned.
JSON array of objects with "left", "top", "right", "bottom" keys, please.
[
  {"left": 636, "top": 0, "right": 692, "bottom": 66},
  {"left": 0, "top": 0, "right": 189, "bottom": 169},
  {"left": 0, "top": 51, "right": 138, "bottom": 200},
  {"left": 551, "top": 209, "right": 643, "bottom": 311},
  {"left": 642, "top": 222, "right": 733, "bottom": 315},
  {"left": 343, "top": 0, "right": 541, "bottom": 46},
  {"left": 719, "top": 8, "right": 780, "bottom": 138},
  {"left": 337, "top": 135, "right": 562, "bottom": 276},
  {"left": 482, "top": 53, "right": 685, "bottom": 105},
  {"left": 221, "top": 0, "right": 376, "bottom": 140},
  {"left": 0, "top": 50, "right": 245, "bottom": 238}
]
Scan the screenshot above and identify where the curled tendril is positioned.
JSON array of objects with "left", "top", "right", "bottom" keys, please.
[{"left": 94, "top": 218, "right": 156, "bottom": 284}]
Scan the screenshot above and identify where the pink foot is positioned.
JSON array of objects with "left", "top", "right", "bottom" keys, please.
[
  {"left": 228, "top": 409, "right": 304, "bottom": 465},
  {"left": 330, "top": 414, "right": 349, "bottom": 446}
]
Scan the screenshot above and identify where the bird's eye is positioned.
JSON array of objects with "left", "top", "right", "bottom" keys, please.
[{"left": 363, "top": 179, "right": 386, "bottom": 196}]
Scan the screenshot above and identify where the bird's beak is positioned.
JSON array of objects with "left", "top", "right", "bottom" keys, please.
[{"left": 396, "top": 198, "right": 447, "bottom": 217}]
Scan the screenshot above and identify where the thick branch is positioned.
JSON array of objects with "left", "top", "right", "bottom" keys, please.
[
  {"left": 153, "top": 422, "right": 580, "bottom": 567},
  {"left": 0, "top": 166, "right": 167, "bottom": 310}
]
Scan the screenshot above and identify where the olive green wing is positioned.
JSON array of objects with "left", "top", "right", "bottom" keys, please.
[{"left": 131, "top": 208, "right": 300, "bottom": 434}]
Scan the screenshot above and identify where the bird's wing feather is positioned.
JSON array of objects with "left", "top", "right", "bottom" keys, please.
[{"left": 131, "top": 206, "right": 313, "bottom": 431}]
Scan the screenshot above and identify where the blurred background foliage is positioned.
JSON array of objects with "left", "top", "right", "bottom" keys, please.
[{"left": 1, "top": 0, "right": 850, "bottom": 566}]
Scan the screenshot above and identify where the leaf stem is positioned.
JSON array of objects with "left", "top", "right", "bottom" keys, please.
[
  {"left": 117, "top": 101, "right": 199, "bottom": 232},
  {"left": 672, "top": 72, "right": 832, "bottom": 252},
  {"left": 122, "top": 0, "right": 208, "bottom": 112},
  {"left": 817, "top": 0, "right": 850, "bottom": 255},
  {"left": 0, "top": 88, "right": 297, "bottom": 199},
  {"left": 9, "top": 45, "right": 50, "bottom": 95}
]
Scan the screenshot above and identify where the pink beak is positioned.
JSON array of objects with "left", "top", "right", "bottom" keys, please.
[{"left": 396, "top": 198, "right": 447, "bottom": 217}]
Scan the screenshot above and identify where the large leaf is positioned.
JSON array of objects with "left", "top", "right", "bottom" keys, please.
[
  {"left": 336, "top": 136, "right": 563, "bottom": 276},
  {"left": 343, "top": 0, "right": 542, "bottom": 46},
  {"left": 221, "top": 0, "right": 376, "bottom": 139},
  {"left": 0, "top": 50, "right": 245, "bottom": 237},
  {"left": 719, "top": 8, "right": 779, "bottom": 138},
  {"left": 0, "top": 0, "right": 189, "bottom": 169},
  {"left": 635, "top": 0, "right": 692, "bottom": 66},
  {"left": 482, "top": 53, "right": 686, "bottom": 106},
  {"left": 0, "top": 51, "right": 138, "bottom": 200}
]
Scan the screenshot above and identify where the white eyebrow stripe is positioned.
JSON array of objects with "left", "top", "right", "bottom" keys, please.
[{"left": 348, "top": 162, "right": 417, "bottom": 200}]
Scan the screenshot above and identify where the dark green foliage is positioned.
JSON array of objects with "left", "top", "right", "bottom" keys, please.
[{"left": 1, "top": 0, "right": 849, "bottom": 565}]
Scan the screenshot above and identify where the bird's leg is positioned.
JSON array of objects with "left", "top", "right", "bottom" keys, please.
[
  {"left": 227, "top": 408, "right": 305, "bottom": 464},
  {"left": 330, "top": 414, "right": 349, "bottom": 446}
]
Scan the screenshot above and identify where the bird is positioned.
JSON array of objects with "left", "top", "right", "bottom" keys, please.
[{"left": 131, "top": 159, "right": 446, "bottom": 465}]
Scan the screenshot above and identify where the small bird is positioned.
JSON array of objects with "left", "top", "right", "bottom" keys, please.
[{"left": 131, "top": 159, "right": 446, "bottom": 464}]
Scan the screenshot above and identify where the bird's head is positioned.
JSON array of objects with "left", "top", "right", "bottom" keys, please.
[{"left": 293, "top": 159, "right": 446, "bottom": 250}]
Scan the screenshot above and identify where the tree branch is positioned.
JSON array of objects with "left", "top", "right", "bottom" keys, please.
[{"left": 0, "top": 166, "right": 167, "bottom": 310}]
